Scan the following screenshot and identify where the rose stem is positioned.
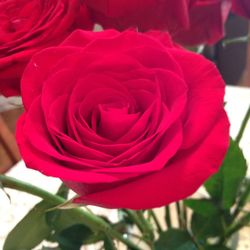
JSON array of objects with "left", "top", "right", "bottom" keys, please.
[
  {"left": 148, "top": 210, "right": 163, "bottom": 234},
  {"left": 123, "top": 209, "right": 153, "bottom": 247},
  {"left": 0, "top": 175, "right": 142, "bottom": 250},
  {"left": 233, "top": 180, "right": 250, "bottom": 219},
  {"left": 123, "top": 209, "right": 145, "bottom": 233},
  {"left": 136, "top": 211, "right": 155, "bottom": 241},
  {"left": 235, "top": 105, "right": 250, "bottom": 144},
  {"left": 175, "top": 202, "right": 183, "bottom": 228},
  {"left": 221, "top": 213, "right": 250, "bottom": 245},
  {"left": 175, "top": 201, "right": 187, "bottom": 229},
  {"left": 182, "top": 203, "right": 188, "bottom": 229},
  {"left": 165, "top": 206, "right": 172, "bottom": 229}
]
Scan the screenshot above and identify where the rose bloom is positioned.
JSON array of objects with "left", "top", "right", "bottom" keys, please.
[
  {"left": 17, "top": 30, "right": 230, "bottom": 209},
  {"left": 232, "top": 0, "right": 250, "bottom": 19},
  {"left": 0, "top": 0, "right": 93, "bottom": 97},
  {"left": 85, "top": 0, "right": 231, "bottom": 46},
  {"left": 174, "top": 0, "right": 232, "bottom": 46},
  {"left": 86, "top": 0, "right": 193, "bottom": 32}
]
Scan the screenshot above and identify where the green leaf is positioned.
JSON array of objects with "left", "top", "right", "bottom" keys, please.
[
  {"left": 46, "top": 204, "right": 103, "bottom": 246},
  {"left": 184, "top": 199, "right": 219, "bottom": 217},
  {"left": 3, "top": 201, "right": 52, "bottom": 250},
  {"left": 46, "top": 208, "right": 91, "bottom": 233},
  {"left": 154, "top": 229, "right": 197, "bottom": 250},
  {"left": 104, "top": 236, "right": 117, "bottom": 250},
  {"left": 240, "top": 179, "right": 250, "bottom": 205},
  {"left": 205, "top": 139, "right": 247, "bottom": 209},
  {"left": 191, "top": 213, "right": 223, "bottom": 241},
  {"left": 56, "top": 224, "right": 93, "bottom": 250},
  {"left": 56, "top": 183, "right": 69, "bottom": 199},
  {"left": 46, "top": 209, "right": 101, "bottom": 244}
]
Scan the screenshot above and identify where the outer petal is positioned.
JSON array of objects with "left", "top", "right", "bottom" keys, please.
[
  {"left": 60, "top": 29, "right": 120, "bottom": 47},
  {"left": 21, "top": 47, "right": 79, "bottom": 109},
  {"left": 73, "top": 111, "right": 230, "bottom": 209},
  {"left": 169, "top": 49, "right": 226, "bottom": 148},
  {"left": 232, "top": 0, "right": 250, "bottom": 19},
  {"left": 174, "top": 0, "right": 231, "bottom": 46},
  {"left": 0, "top": 48, "right": 37, "bottom": 96},
  {"left": 16, "top": 100, "right": 134, "bottom": 183},
  {"left": 0, "top": 0, "right": 93, "bottom": 97},
  {"left": 85, "top": 0, "right": 155, "bottom": 18},
  {"left": 87, "top": 0, "right": 192, "bottom": 31}
]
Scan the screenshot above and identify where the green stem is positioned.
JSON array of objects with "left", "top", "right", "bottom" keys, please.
[
  {"left": 149, "top": 210, "right": 163, "bottom": 234},
  {"left": 122, "top": 210, "right": 154, "bottom": 247},
  {"left": 235, "top": 105, "right": 250, "bottom": 144},
  {"left": 124, "top": 209, "right": 145, "bottom": 233},
  {"left": 192, "top": 236, "right": 205, "bottom": 250},
  {"left": 176, "top": 202, "right": 182, "bottom": 228},
  {"left": 175, "top": 202, "right": 187, "bottom": 229},
  {"left": 165, "top": 206, "right": 172, "bottom": 229},
  {"left": 233, "top": 180, "right": 250, "bottom": 219},
  {"left": 224, "top": 213, "right": 250, "bottom": 240},
  {"left": 136, "top": 211, "right": 155, "bottom": 242},
  {"left": 182, "top": 203, "right": 188, "bottom": 229},
  {"left": 0, "top": 175, "right": 141, "bottom": 250}
]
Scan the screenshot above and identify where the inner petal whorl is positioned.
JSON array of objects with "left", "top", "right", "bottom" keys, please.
[{"left": 96, "top": 103, "right": 140, "bottom": 141}]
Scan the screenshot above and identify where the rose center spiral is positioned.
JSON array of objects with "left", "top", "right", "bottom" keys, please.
[{"left": 90, "top": 101, "right": 140, "bottom": 141}]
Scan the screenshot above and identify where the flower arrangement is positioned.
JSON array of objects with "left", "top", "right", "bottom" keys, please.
[{"left": 0, "top": 1, "right": 249, "bottom": 250}]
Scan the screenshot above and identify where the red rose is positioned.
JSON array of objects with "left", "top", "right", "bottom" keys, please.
[
  {"left": 232, "top": 0, "right": 250, "bottom": 19},
  {"left": 85, "top": 0, "right": 232, "bottom": 45},
  {"left": 17, "top": 30, "right": 229, "bottom": 209},
  {"left": 174, "top": 0, "right": 232, "bottom": 46},
  {"left": 86, "top": 0, "right": 193, "bottom": 32},
  {"left": 0, "top": 0, "right": 93, "bottom": 97}
]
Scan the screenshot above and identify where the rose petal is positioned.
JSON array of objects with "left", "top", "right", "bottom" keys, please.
[
  {"left": 73, "top": 111, "right": 229, "bottom": 209},
  {"left": 169, "top": 49, "right": 226, "bottom": 148},
  {"left": 21, "top": 47, "right": 79, "bottom": 108},
  {"left": 16, "top": 99, "right": 138, "bottom": 183}
]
